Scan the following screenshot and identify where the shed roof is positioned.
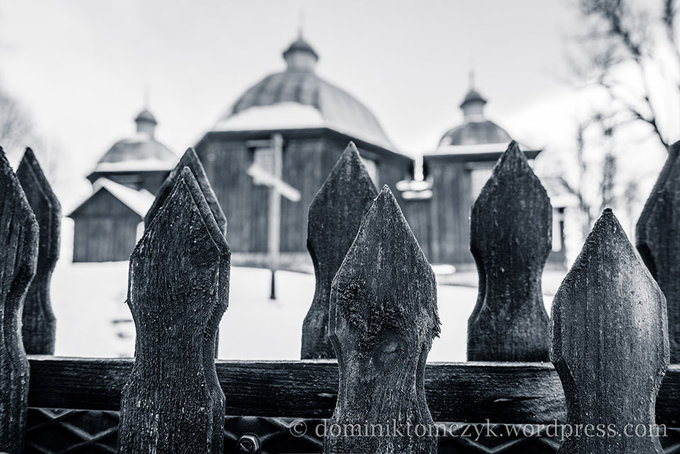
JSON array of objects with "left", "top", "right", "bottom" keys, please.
[{"left": 68, "top": 178, "right": 155, "bottom": 219}]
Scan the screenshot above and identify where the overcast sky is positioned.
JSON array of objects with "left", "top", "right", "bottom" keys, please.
[{"left": 0, "top": 1, "right": 589, "bottom": 170}]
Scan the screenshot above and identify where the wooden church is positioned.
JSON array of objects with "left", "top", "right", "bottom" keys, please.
[
  {"left": 399, "top": 82, "right": 572, "bottom": 267},
  {"left": 68, "top": 110, "right": 176, "bottom": 262},
  {"left": 194, "top": 34, "right": 413, "bottom": 268},
  {"left": 68, "top": 34, "right": 573, "bottom": 268}
]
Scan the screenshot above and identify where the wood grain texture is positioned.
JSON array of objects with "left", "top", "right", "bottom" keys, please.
[
  {"left": 118, "top": 168, "right": 230, "bottom": 453},
  {"left": 17, "top": 148, "right": 59, "bottom": 354},
  {"left": 637, "top": 141, "right": 680, "bottom": 363},
  {"left": 145, "top": 149, "right": 227, "bottom": 359},
  {"left": 145, "top": 147, "right": 227, "bottom": 234},
  {"left": 551, "top": 209, "right": 669, "bottom": 454},
  {"left": 25, "top": 356, "right": 680, "bottom": 425},
  {"left": 325, "top": 186, "right": 440, "bottom": 453},
  {"left": 468, "top": 141, "right": 552, "bottom": 361},
  {"left": 0, "top": 147, "right": 39, "bottom": 453},
  {"left": 301, "top": 142, "right": 378, "bottom": 359}
]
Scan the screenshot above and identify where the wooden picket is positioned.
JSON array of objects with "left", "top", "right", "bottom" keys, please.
[
  {"left": 145, "top": 147, "right": 227, "bottom": 234},
  {"left": 0, "top": 147, "right": 39, "bottom": 453},
  {"left": 17, "top": 148, "right": 60, "bottom": 355},
  {"left": 118, "top": 167, "right": 230, "bottom": 453},
  {"left": 468, "top": 141, "right": 552, "bottom": 361},
  {"left": 637, "top": 140, "right": 680, "bottom": 363},
  {"left": 551, "top": 209, "right": 669, "bottom": 453},
  {"left": 301, "top": 142, "right": 378, "bottom": 359},
  {"left": 325, "top": 186, "right": 440, "bottom": 454}
]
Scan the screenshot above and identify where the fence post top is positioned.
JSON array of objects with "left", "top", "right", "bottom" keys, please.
[
  {"left": 137, "top": 166, "right": 229, "bottom": 258},
  {"left": 308, "top": 141, "right": 377, "bottom": 213},
  {"left": 17, "top": 146, "right": 61, "bottom": 220},
  {"left": 636, "top": 140, "right": 680, "bottom": 243},
  {"left": 556, "top": 208, "right": 660, "bottom": 299},
  {"left": 331, "top": 184, "right": 440, "bottom": 345},
  {"left": 145, "top": 147, "right": 227, "bottom": 234},
  {"left": 1, "top": 146, "right": 39, "bottom": 239},
  {"left": 476, "top": 140, "right": 548, "bottom": 205}
]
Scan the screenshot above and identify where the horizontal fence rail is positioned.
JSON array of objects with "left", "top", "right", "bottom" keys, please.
[{"left": 25, "top": 357, "right": 680, "bottom": 425}]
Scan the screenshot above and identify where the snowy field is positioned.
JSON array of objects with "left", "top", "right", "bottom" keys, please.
[{"left": 51, "top": 220, "right": 563, "bottom": 362}]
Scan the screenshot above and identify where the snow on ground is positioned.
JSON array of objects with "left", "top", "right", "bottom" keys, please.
[
  {"left": 52, "top": 217, "right": 564, "bottom": 361},
  {"left": 51, "top": 259, "right": 560, "bottom": 362}
]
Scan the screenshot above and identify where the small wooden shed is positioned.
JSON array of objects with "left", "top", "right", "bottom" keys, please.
[{"left": 68, "top": 179, "right": 154, "bottom": 262}]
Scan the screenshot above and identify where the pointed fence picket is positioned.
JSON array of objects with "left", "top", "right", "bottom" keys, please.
[
  {"left": 145, "top": 147, "right": 227, "bottom": 234},
  {"left": 301, "top": 142, "right": 378, "bottom": 359},
  {"left": 17, "top": 148, "right": 60, "bottom": 355},
  {"left": 0, "top": 147, "right": 39, "bottom": 453},
  {"left": 118, "top": 167, "right": 230, "bottom": 453},
  {"left": 0, "top": 139, "right": 678, "bottom": 454},
  {"left": 468, "top": 141, "right": 552, "bottom": 361},
  {"left": 637, "top": 140, "right": 680, "bottom": 364},
  {"left": 325, "top": 186, "right": 440, "bottom": 454},
  {"left": 552, "top": 209, "right": 669, "bottom": 453}
]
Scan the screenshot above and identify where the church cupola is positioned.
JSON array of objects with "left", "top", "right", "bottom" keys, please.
[
  {"left": 460, "top": 89, "right": 487, "bottom": 122},
  {"left": 135, "top": 109, "right": 157, "bottom": 138},
  {"left": 282, "top": 34, "right": 319, "bottom": 72},
  {"left": 459, "top": 72, "right": 487, "bottom": 123}
]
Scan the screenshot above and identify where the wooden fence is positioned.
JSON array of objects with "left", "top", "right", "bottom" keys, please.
[{"left": 0, "top": 141, "right": 679, "bottom": 453}]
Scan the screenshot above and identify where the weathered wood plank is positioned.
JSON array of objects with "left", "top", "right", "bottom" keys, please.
[
  {"left": 552, "top": 209, "right": 669, "bottom": 453},
  {"left": 145, "top": 147, "right": 227, "bottom": 234},
  {"left": 17, "top": 148, "right": 60, "bottom": 355},
  {"left": 637, "top": 140, "right": 680, "bottom": 363},
  {"left": 469, "top": 141, "right": 552, "bottom": 361},
  {"left": 25, "top": 356, "right": 680, "bottom": 425},
  {"left": 118, "top": 168, "right": 230, "bottom": 453},
  {"left": 0, "top": 147, "right": 39, "bottom": 453},
  {"left": 325, "top": 186, "right": 440, "bottom": 453},
  {"left": 145, "top": 148, "right": 227, "bottom": 359},
  {"left": 302, "top": 142, "right": 378, "bottom": 359}
]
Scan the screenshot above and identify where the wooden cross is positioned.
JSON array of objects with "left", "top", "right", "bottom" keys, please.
[{"left": 246, "top": 134, "right": 301, "bottom": 299}]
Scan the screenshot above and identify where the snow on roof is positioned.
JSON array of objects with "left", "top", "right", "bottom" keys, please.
[
  {"left": 95, "top": 179, "right": 155, "bottom": 217},
  {"left": 69, "top": 178, "right": 156, "bottom": 218},
  {"left": 93, "top": 158, "right": 176, "bottom": 173},
  {"left": 212, "top": 102, "right": 396, "bottom": 151},
  {"left": 425, "top": 142, "right": 535, "bottom": 156},
  {"left": 213, "top": 103, "right": 324, "bottom": 131}
]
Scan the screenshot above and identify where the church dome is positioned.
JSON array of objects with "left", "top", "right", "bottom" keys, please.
[
  {"left": 94, "top": 109, "right": 176, "bottom": 172},
  {"left": 213, "top": 35, "right": 395, "bottom": 150},
  {"left": 433, "top": 83, "right": 513, "bottom": 151},
  {"left": 439, "top": 120, "right": 512, "bottom": 147}
]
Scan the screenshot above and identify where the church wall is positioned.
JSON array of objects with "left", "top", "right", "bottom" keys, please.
[
  {"left": 195, "top": 130, "right": 413, "bottom": 264},
  {"left": 280, "top": 137, "right": 331, "bottom": 252},
  {"left": 196, "top": 138, "right": 270, "bottom": 254},
  {"left": 426, "top": 156, "right": 474, "bottom": 265},
  {"left": 401, "top": 198, "right": 432, "bottom": 259}
]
